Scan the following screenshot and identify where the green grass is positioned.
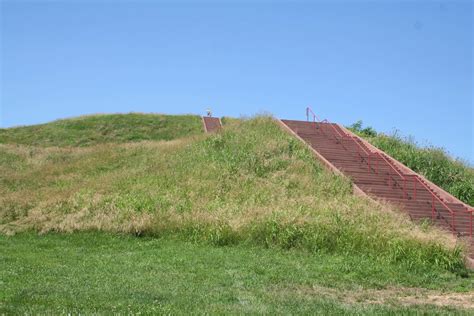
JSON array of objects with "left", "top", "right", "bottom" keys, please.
[
  {"left": 348, "top": 121, "right": 474, "bottom": 206},
  {"left": 0, "top": 116, "right": 467, "bottom": 273},
  {"left": 1, "top": 114, "right": 473, "bottom": 312},
  {"left": 0, "top": 113, "right": 203, "bottom": 147},
  {"left": 1, "top": 232, "right": 472, "bottom": 314}
]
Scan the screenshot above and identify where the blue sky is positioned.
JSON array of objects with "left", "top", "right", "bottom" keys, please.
[{"left": 1, "top": 0, "right": 472, "bottom": 162}]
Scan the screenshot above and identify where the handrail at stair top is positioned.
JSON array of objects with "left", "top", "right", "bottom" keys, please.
[
  {"left": 306, "top": 107, "right": 347, "bottom": 139},
  {"left": 306, "top": 107, "right": 326, "bottom": 123}
]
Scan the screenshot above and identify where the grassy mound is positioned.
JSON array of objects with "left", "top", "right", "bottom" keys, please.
[
  {"left": 0, "top": 116, "right": 466, "bottom": 272},
  {"left": 0, "top": 113, "right": 203, "bottom": 147},
  {"left": 348, "top": 121, "right": 474, "bottom": 206}
]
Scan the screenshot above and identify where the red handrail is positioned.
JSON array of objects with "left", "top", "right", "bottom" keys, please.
[
  {"left": 325, "top": 122, "right": 345, "bottom": 138},
  {"left": 345, "top": 132, "right": 414, "bottom": 200},
  {"left": 311, "top": 114, "right": 368, "bottom": 159},
  {"left": 341, "top": 136, "right": 372, "bottom": 168},
  {"left": 336, "top": 126, "right": 374, "bottom": 167},
  {"left": 410, "top": 174, "right": 456, "bottom": 234},
  {"left": 306, "top": 107, "right": 327, "bottom": 123},
  {"left": 369, "top": 147, "right": 459, "bottom": 234},
  {"left": 312, "top": 111, "right": 370, "bottom": 164},
  {"left": 372, "top": 152, "right": 409, "bottom": 198},
  {"left": 304, "top": 107, "right": 468, "bottom": 237},
  {"left": 340, "top": 129, "right": 408, "bottom": 191},
  {"left": 354, "top": 135, "right": 460, "bottom": 235},
  {"left": 307, "top": 107, "right": 406, "bottom": 190}
]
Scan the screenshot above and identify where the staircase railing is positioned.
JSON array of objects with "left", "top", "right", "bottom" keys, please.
[
  {"left": 306, "top": 108, "right": 374, "bottom": 168},
  {"left": 372, "top": 149, "right": 470, "bottom": 237},
  {"left": 337, "top": 123, "right": 410, "bottom": 196},
  {"left": 306, "top": 107, "right": 355, "bottom": 154},
  {"left": 409, "top": 174, "right": 456, "bottom": 234},
  {"left": 306, "top": 107, "right": 327, "bottom": 123},
  {"left": 304, "top": 106, "right": 471, "bottom": 237},
  {"left": 351, "top": 133, "right": 460, "bottom": 236},
  {"left": 370, "top": 151, "right": 409, "bottom": 198},
  {"left": 343, "top": 136, "right": 371, "bottom": 165}
]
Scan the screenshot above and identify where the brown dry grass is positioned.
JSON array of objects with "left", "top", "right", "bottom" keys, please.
[{"left": 272, "top": 284, "right": 474, "bottom": 310}]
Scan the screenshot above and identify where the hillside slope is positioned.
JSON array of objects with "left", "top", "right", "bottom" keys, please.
[
  {"left": 0, "top": 116, "right": 466, "bottom": 271},
  {"left": 0, "top": 113, "right": 203, "bottom": 147}
]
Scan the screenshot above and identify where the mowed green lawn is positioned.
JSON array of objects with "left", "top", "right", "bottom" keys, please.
[{"left": 1, "top": 233, "right": 472, "bottom": 314}]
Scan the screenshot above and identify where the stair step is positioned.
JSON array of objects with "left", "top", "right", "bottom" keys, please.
[{"left": 281, "top": 119, "right": 474, "bottom": 253}]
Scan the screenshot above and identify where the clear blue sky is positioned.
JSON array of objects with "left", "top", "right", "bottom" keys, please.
[{"left": 1, "top": 0, "right": 472, "bottom": 162}]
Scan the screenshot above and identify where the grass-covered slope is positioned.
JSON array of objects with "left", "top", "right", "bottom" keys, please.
[
  {"left": 0, "top": 113, "right": 203, "bottom": 147},
  {"left": 0, "top": 116, "right": 466, "bottom": 271},
  {"left": 348, "top": 121, "right": 474, "bottom": 206}
]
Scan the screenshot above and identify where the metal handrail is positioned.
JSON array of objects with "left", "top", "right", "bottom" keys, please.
[
  {"left": 336, "top": 126, "right": 373, "bottom": 165},
  {"left": 306, "top": 107, "right": 408, "bottom": 193},
  {"left": 410, "top": 174, "right": 456, "bottom": 234},
  {"left": 304, "top": 107, "right": 466, "bottom": 237},
  {"left": 341, "top": 135, "right": 372, "bottom": 168},
  {"left": 380, "top": 153, "right": 471, "bottom": 237},
  {"left": 306, "top": 108, "right": 366, "bottom": 161},
  {"left": 324, "top": 122, "right": 345, "bottom": 139},
  {"left": 344, "top": 133, "right": 413, "bottom": 200},
  {"left": 371, "top": 152, "right": 408, "bottom": 196},
  {"left": 306, "top": 107, "right": 326, "bottom": 123},
  {"left": 351, "top": 134, "right": 460, "bottom": 235}
]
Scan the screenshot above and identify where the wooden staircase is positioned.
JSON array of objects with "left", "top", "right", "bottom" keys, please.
[{"left": 280, "top": 117, "right": 473, "bottom": 258}]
